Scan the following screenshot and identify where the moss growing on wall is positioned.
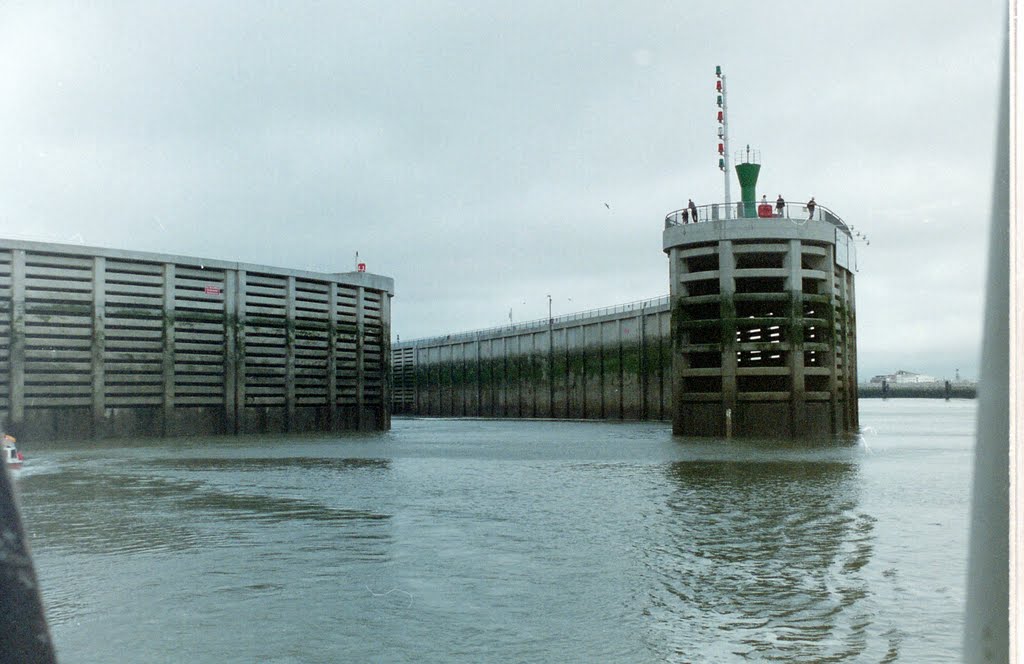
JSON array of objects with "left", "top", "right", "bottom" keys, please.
[
  {"left": 394, "top": 310, "right": 673, "bottom": 421},
  {"left": 718, "top": 296, "right": 736, "bottom": 347}
]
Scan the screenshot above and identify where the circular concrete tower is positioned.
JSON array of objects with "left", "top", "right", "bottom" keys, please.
[{"left": 662, "top": 196, "right": 859, "bottom": 438}]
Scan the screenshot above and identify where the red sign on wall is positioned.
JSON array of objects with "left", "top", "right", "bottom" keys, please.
[
  {"left": 204, "top": 285, "right": 222, "bottom": 295},
  {"left": 357, "top": 263, "right": 366, "bottom": 273}
]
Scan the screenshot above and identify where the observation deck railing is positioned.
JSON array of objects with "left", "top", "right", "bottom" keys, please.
[
  {"left": 665, "top": 201, "right": 851, "bottom": 236},
  {"left": 396, "top": 294, "right": 670, "bottom": 347}
]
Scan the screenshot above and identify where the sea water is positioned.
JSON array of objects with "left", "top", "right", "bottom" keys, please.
[{"left": 15, "top": 398, "right": 974, "bottom": 662}]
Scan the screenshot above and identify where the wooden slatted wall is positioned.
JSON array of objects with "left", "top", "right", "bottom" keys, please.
[
  {"left": 104, "top": 258, "right": 164, "bottom": 408},
  {"left": 0, "top": 240, "right": 393, "bottom": 440},
  {"left": 23, "top": 252, "right": 93, "bottom": 409},
  {"left": 0, "top": 252, "right": 12, "bottom": 415}
]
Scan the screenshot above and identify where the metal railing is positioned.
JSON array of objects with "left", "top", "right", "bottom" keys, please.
[
  {"left": 396, "top": 294, "right": 670, "bottom": 347},
  {"left": 665, "top": 201, "right": 851, "bottom": 236}
]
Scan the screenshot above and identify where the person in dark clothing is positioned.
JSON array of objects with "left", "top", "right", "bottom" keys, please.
[
  {"left": 776, "top": 195, "right": 785, "bottom": 217},
  {"left": 806, "top": 196, "right": 816, "bottom": 219},
  {"left": 688, "top": 199, "right": 698, "bottom": 223},
  {"left": 681, "top": 208, "right": 689, "bottom": 224}
]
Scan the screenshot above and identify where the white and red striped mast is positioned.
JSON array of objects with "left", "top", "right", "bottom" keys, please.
[{"left": 716, "top": 65, "right": 731, "bottom": 218}]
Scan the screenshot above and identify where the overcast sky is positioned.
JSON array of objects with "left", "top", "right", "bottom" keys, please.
[{"left": 0, "top": 1, "right": 1005, "bottom": 381}]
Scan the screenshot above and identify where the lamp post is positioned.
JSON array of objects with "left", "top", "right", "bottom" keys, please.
[{"left": 547, "top": 294, "right": 552, "bottom": 323}]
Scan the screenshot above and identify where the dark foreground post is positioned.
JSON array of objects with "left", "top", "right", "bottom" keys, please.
[{"left": 0, "top": 466, "right": 58, "bottom": 663}]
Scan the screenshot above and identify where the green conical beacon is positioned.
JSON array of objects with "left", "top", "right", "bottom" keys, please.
[{"left": 734, "top": 145, "right": 760, "bottom": 218}]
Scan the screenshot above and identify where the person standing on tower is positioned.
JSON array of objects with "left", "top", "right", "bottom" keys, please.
[
  {"left": 688, "top": 198, "right": 698, "bottom": 223},
  {"left": 776, "top": 194, "right": 785, "bottom": 217},
  {"left": 806, "top": 196, "right": 816, "bottom": 219},
  {"left": 681, "top": 208, "right": 689, "bottom": 224}
]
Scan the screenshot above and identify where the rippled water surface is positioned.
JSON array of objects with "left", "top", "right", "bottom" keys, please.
[{"left": 15, "top": 398, "right": 973, "bottom": 662}]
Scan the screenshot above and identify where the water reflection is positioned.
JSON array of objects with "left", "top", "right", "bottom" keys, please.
[
  {"left": 646, "top": 458, "right": 879, "bottom": 662},
  {"left": 19, "top": 457, "right": 394, "bottom": 559},
  {"left": 145, "top": 457, "right": 391, "bottom": 472},
  {"left": 23, "top": 469, "right": 211, "bottom": 555},
  {"left": 178, "top": 490, "right": 390, "bottom": 523}
]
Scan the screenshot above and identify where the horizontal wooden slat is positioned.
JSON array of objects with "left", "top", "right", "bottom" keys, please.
[
  {"left": 106, "top": 294, "right": 163, "bottom": 307},
  {"left": 25, "top": 253, "right": 93, "bottom": 269},
  {"left": 244, "top": 386, "right": 288, "bottom": 395},
  {"left": 106, "top": 260, "right": 164, "bottom": 276},
  {"left": 105, "top": 362, "right": 163, "bottom": 372},
  {"left": 106, "top": 396, "right": 164, "bottom": 406},
  {"left": 244, "top": 284, "right": 286, "bottom": 298},
  {"left": 103, "top": 374, "right": 164, "bottom": 384},
  {"left": 105, "top": 384, "right": 164, "bottom": 395},
  {"left": 244, "top": 396, "right": 287, "bottom": 406},
  {"left": 245, "top": 274, "right": 286, "bottom": 287},
  {"left": 24, "top": 361, "right": 92, "bottom": 372},
  {"left": 167, "top": 374, "right": 223, "bottom": 384},
  {"left": 25, "top": 396, "right": 92, "bottom": 407},
  {"left": 24, "top": 289, "right": 93, "bottom": 302},
  {"left": 25, "top": 384, "right": 92, "bottom": 395},
  {"left": 174, "top": 396, "right": 224, "bottom": 405},
  {"left": 175, "top": 267, "right": 225, "bottom": 281}
]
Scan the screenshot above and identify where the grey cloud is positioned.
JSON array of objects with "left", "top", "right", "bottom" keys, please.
[{"left": 0, "top": 0, "right": 1005, "bottom": 381}]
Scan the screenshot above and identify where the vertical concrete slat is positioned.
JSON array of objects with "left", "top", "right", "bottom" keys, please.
[
  {"left": 223, "top": 269, "right": 237, "bottom": 434},
  {"left": 668, "top": 247, "right": 680, "bottom": 431},
  {"left": 718, "top": 240, "right": 737, "bottom": 433},
  {"left": 380, "top": 291, "right": 392, "bottom": 430},
  {"left": 838, "top": 265, "right": 850, "bottom": 431},
  {"left": 463, "top": 341, "right": 469, "bottom": 416},
  {"left": 413, "top": 344, "right": 421, "bottom": 415},
  {"left": 91, "top": 257, "right": 106, "bottom": 437},
  {"left": 548, "top": 322, "right": 555, "bottom": 418},
  {"left": 286, "top": 276, "right": 296, "bottom": 431},
  {"left": 9, "top": 250, "right": 26, "bottom": 430},
  {"left": 618, "top": 317, "right": 625, "bottom": 420},
  {"left": 462, "top": 341, "right": 470, "bottom": 416},
  {"left": 328, "top": 282, "right": 339, "bottom": 429},
  {"left": 515, "top": 335, "right": 522, "bottom": 418},
  {"left": 846, "top": 272, "right": 858, "bottom": 431},
  {"left": 451, "top": 340, "right": 458, "bottom": 416},
  {"left": 580, "top": 324, "right": 587, "bottom": 419},
  {"left": 786, "top": 239, "right": 806, "bottom": 436},
  {"left": 500, "top": 335, "right": 507, "bottom": 417},
  {"left": 670, "top": 246, "right": 688, "bottom": 433},
  {"left": 475, "top": 336, "right": 482, "bottom": 417},
  {"left": 825, "top": 245, "right": 840, "bottom": 432},
  {"left": 355, "top": 286, "right": 365, "bottom": 429},
  {"left": 598, "top": 323, "right": 605, "bottom": 419},
  {"left": 162, "top": 263, "right": 175, "bottom": 435},
  {"left": 639, "top": 311, "right": 647, "bottom": 421},
  {"left": 441, "top": 343, "right": 451, "bottom": 417},
  {"left": 842, "top": 270, "right": 856, "bottom": 431},
  {"left": 235, "top": 270, "right": 247, "bottom": 433},
  {"left": 661, "top": 309, "right": 672, "bottom": 420}
]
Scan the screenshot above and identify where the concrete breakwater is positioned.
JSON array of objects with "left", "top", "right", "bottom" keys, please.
[
  {"left": 392, "top": 298, "right": 672, "bottom": 420},
  {"left": 0, "top": 239, "right": 394, "bottom": 441},
  {"left": 858, "top": 383, "right": 977, "bottom": 399}
]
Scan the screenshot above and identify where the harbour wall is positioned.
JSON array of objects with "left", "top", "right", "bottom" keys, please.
[
  {"left": 0, "top": 239, "right": 394, "bottom": 441},
  {"left": 392, "top": 297, "right": 672, "bottom": 420},
  {"left": 858, "top": 383, "right": 977, "bottom": 399}
]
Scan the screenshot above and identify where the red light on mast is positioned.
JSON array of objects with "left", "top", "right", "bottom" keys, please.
[
  {"left": 716, "top": 80, "right": 722, "bottom": 92},
  {"left": 717, "top": 110, "right": 723, "bottom": 123},
  {"left": 718, "top": 143, "right": 724, "bottom": 154}
]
